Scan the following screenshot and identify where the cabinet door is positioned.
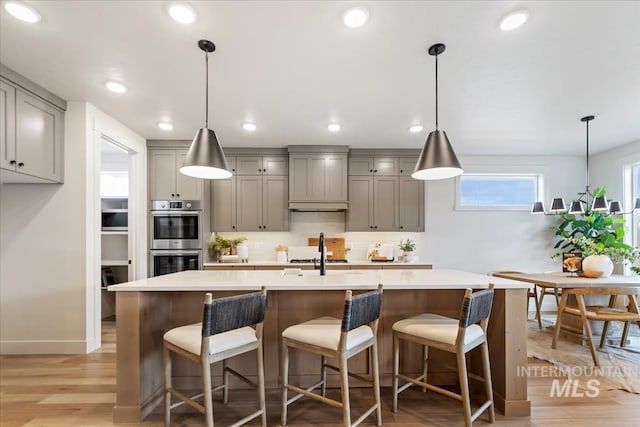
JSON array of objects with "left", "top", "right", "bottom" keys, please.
[
  {"left": 236, "top": 156, "right": 262, "bottom": 175},
  {"left": 290, "top": 153, "right": 348, "bottom": 202},
  {"left": 0, "top": 81, "right": 16, "bottom": 172},
  {"left": 263, "top": 175, "right": 289, "bottom": 231},
  {"left": 349, "top": 157, "right": 373, "bottom": 175},
  {"left": 175, "top": 150, "right": 203, "bottom": 200},
  {"left": 236, "top": 176, "right": 263, "bottom": 231},
  {"left": 373, "top": 176, "right": 399, "bottom": 231},
  {"left": 399, "top": 157, "right": 418, "bottom": 176},
  {"left": 399, "top": 177, "right": 424, "bottom": 231},
  {"left": 262, "top": 156, "right": 288, "bottom": 175},
  {"left": 347, "top": 176, "right": 373, "bottom": 231},
  {"left": 15, "top": 90, "right": 64, "bottom": 182},
  {"left": 149, "top": 150, "right": 176, "bottom": 200},
  {"left": 211, "top": 177, "right": 236, "bottom": 232},
  {"left": 373, "top": 157, "right": 398, "bottom": 175}
]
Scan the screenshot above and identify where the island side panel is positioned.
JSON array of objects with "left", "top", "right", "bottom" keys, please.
[{"left": 489, "top": 288, "right": 530, "bottom": 417}]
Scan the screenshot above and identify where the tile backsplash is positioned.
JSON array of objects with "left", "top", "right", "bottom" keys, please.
[{"left": 208, "top": 211, "right": 426, "bottom": 262}]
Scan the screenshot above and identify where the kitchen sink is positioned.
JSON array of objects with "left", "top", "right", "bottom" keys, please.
[{"left": 282, "top": 268, "right": 364, "bottom": 276}]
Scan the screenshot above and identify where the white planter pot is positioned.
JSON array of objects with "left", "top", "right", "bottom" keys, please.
[{"left": 581, "top": 255, "right": 614, "bottom": 278}]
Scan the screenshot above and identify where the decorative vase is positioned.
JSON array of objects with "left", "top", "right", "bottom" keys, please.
[
  {"left": 277, "top": 251, "right": 288, "bottom": 263},
  {"left": 581, "top": 255, "right": 614, "bottom": 278}
]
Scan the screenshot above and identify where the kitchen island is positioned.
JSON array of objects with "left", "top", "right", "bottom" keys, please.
[{"left": 109, "top": 269, "right": 530, "bottom": 422}]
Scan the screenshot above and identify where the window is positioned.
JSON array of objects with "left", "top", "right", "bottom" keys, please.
[
  {"left": 634, "top": 164, "right": 640, "bottom": 249},
  {"left": 456, "top": 174, "right": 539, "bottom": 211}
]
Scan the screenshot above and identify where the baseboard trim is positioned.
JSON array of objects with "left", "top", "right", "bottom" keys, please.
[{"left": 0, "top": 339, "right": 88, "bottom": 354}]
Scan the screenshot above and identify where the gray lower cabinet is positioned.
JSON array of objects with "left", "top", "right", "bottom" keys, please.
[
  {"left": 1, "top": 79, "right": 64, "bottom": 183},
  {"left": 211, "top": 174, "right": 288, "bottom": 232},
  {"left": 149, "top": 149, "right": 203, "bottom": 200}
]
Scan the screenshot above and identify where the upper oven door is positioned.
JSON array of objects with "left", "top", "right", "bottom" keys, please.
[{"left": 150, "top": 211, "right": 202, "bottom": 249}]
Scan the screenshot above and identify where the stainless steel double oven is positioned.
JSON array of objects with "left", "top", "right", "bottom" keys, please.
[{"left": 149, "top": 200, "right": 202, "bottom": 276}]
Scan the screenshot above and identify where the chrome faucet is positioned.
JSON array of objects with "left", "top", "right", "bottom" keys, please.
[{"left": 315, "top": 232, "right": 327, "bottom": 276}]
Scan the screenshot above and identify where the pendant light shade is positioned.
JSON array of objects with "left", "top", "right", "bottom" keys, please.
[
  {"left": 180, "top": 40, "right": 232, "bottom": 180},
  {"left": 413, "top": 43, "right": 463, "bottom": 180},
  {"left": 531, "top": 201, "right": 545, "bottom": 214},
  {"left": 568, "top": 200, "right": 585, "bottom": 215},
  {"left": 591, "top": 196, "right": 609, "bottom": 212},
  {"left": 550, "top": 198, "right": 567, "bottom": 214}
]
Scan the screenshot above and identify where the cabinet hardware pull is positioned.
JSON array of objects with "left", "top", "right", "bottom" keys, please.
[
  {"left": 369, "top": 169, "right": 373, "bottom": 173},
  {"left": 176, "top": 194, "right": 180, "bottom": 197},
  {"left": 374, "top": 169, "right": 377, "bottom": 173},
  {"left": 171, "top": 194, "right": 175, "bottom": 197},
  {"left": 400, "top": 225, "right": 404, "bottom": 229},
  {"left": 9, "top": 160, "right": 16, "bottom": 165},
  {"left": 18, "top": 162, "right": 24, "bottom": 167},
  {"left": 400, "top": 170, "right": 403, "bottom": 173},
  {"left": 374, "top": 226, "right": 378, "bottom": 229},
  {"left": 232, "top": 225, "right": 236, "bottom": 229}
]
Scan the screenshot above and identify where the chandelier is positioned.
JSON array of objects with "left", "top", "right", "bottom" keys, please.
[{"left": 531, "top": 115, "right": 640, "bottom": 216}]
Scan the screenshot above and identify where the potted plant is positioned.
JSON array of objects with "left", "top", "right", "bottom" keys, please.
[
  {"left": 552, "top": 187, "right": 639, "bottom": 275},
  {"left": 209, "top": 235, "right": 246, "bottom": 261},
  {"left": 399, "top": 239, "right": 416, "bottom": 263}
]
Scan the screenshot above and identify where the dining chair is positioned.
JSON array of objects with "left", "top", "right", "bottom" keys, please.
[
  {"left": 281, "top": 285, "right": 383, "bottom": 426},
  {"left": 392, "top": 284, "right": 495, "bottom": 427},
  {"left": 163, "top": 288, "right": 268, "bottom": 427},
  {"left": 551, "top": 287, "right": 640, "bottom": 366}
]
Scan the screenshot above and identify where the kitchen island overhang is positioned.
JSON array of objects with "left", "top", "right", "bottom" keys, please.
[{"left": 109, "top": 269, "right": 531, "bottom": 422}]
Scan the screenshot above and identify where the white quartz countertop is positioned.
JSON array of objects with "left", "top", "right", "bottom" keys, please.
[
  {"left": 202, "top": 261, "right": 432, "bottom": 267},
  {"left": 109, "top": 269, "right": 529, "bottom": 291}
]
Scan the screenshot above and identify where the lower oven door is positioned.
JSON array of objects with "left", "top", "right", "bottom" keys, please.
[{"left": 150, "top": 250, "right": 202, "bottom": 277}]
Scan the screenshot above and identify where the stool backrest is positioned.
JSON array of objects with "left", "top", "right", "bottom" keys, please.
[
  {"left": 341, "top": 284, "right": 383, "bottom": 332},
  {"left": 459, "top": 284, "right": 494, "bottom": 329},
  {"left": 202, "top": 288, "right": 267, "bottom": 337}
]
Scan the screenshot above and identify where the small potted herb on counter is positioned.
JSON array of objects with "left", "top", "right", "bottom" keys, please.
[{"left": 399, "top": 239, "right": 416, "bottom": 263}]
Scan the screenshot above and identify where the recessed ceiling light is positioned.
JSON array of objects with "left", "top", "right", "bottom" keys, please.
[
  {"left": 105, "top": 81, "right": 127, "bottom": 94},
  {"left": 499, "top": 10, "right": 529, "bottom": 31},
  {"left": 409, "top": 124, "right": 424, "bottom": 133},
  {"left": 4, "top": 1, "right": 41, "bottom": 23},
  {"left": 242, "top": 122, "right": 257, "bottom": 132},
  {"left": 168, "top": 3, "right": 197, "bottom": 24},
  {"left": 342, "top": 7, "right": 369, "bottom": 28},
  {"left": 327, "top": 123, "right": 341, "bottom": 132},
  {"left": 158, "top": 122, "right": 174, "bottom": 131}
]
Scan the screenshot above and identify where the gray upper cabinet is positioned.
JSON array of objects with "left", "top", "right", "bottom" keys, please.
[
  {"left": 236, "top": 155, "right": 288, "bottom": 175},
  {"left": 288, "top": 148, "right": 348, "bottom": 208},
  {"left": 347, "top": 154, "right": 423, "bottom": 232},
  {"left": 1, "top": 79, "right": 64, "bottom": 183},
  {"left": 348, "top": 157, "right": 398, "bottom": 176},
  {"left": 149, "top": 149, "right": 203, "bottom": 201},
  {"left": 210, "top": 156, "right": 288, "bottom": 232}
]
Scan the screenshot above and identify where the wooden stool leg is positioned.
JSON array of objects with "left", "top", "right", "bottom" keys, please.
[
  {"left": 599, "top": 321, "right": 611, "bottom": 349},
  {"left": 553, "top": 288, "right": 560, "bottom": 307},
  {"left": 371, "top": 340, "right": 382, "bottom": 426},
  {"left": 456, "top": 350, "right": 472, "bottom": 427},
  {"left": 422, "top": 345, "right": 429, "bottom": 392},
  {"left": 480, "top": 341, "right": 495, "bottom": 423},
  {"left": 339, "top": 355, "right": 351, "bottom": 427},
  {"left": 552, "top": 292, "right": 569, "bottom": 349},
  {"left": 321, "top": 355, "right": 327, "bottom": 397},
  {"left": 222, "top": 359, "right": 229, "bottom": 404},
  {"left": 576, "top": 294, "right": 599, "bottom": 367},
  {"left": 281, "top": 343, "right": 289, "bottom": 426},
  {"left": 620, "top": 322, "right": 631, "bottom": 348},
  {"left": 202, "top": 358, "right": 214, "bottom": 427},
  {"left": 533, "top": 287, "right": 542, "bottom": 329},
  {"left": 257, "top": 343, "right": 267, "bottom": 427},
  {"left": 392, "top": 333, "right": 400, "bottom": 412},
  {"left": 163, "top": 346, "right": 172, "bottom": 427}
]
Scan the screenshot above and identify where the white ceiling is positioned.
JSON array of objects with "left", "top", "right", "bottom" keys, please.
[{"left": 1, "top": 1, "right": 639, "bottom": 155}]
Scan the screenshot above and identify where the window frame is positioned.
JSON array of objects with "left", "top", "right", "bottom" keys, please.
[{"left": 455, "top": 173, "right": 542, "bottom": 212}]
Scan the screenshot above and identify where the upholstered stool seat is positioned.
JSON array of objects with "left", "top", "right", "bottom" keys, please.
[
  {"left": 281, "top": 285, "right": 383, "bottom": 427},
  {"left": 282, "top": 316, "right": 374, "bottom": 351},
  {"left": 393, "top": 314, "right": 484, "bottom": 346},
  {"left": 163, "top": 289, "right": 268, "bottom": 427},
  {"left": 392, "top": 285, "right": 496, "bottom": 427}
]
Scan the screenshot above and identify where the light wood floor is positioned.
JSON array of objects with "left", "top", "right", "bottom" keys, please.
[{"left": 1, "top": 321, "right": 639, "bottom": 426}]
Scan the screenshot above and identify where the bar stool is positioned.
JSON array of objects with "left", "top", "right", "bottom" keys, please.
[
  {"left": 392, "top": 284, "right": 495, "bottom": 427},
  {"left": 163, "top": 288, "right": 267, "bottom": 427},
  {"left": 281, "top": 285, "right": 383, "bottom": 427}
]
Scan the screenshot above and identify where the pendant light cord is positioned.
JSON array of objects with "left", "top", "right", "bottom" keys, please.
[
  {"left": 205, "top": 51, "right": 209, "bottom": 129},
  {"left": 435, "top": 53, "right": 439, "bottom": 131},
  {"left": 585, "top": 118, "right": 590, "bottom": 205}
]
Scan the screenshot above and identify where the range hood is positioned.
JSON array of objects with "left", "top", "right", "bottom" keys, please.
[
  {"left": 288, "top": 145, "right": 349, "bottom": 211},
  {"left": 288, "top": 202, "right": 348, "bottom": 211}
]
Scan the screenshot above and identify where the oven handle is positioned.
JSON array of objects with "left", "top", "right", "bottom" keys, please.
[
  {"left": 150, "top": 211, "right": 201, "bottom": 217},
  {"left": 150, "top": 250, "right": 202, "bottom": 256}
]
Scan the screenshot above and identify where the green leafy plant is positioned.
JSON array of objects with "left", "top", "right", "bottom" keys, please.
[
  {"left": 209, "top": 235, "right": 246, "bottom": 255},
  {"left": 399, "top": 239, "right": 416, "bottom": 253},
  {"left": 552, "top": 187, "right": 639, "bottom": 274}
]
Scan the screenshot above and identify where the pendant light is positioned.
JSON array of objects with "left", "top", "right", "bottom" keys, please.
[
  {"left": 412, "top": 43, "right": 463, "bottom": 180},
  {"left": 531, "top": 115, "right": 639, "bottom": 216},
  {"left": 180, "top": 40, "right": 232, "bottom": 180}
]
